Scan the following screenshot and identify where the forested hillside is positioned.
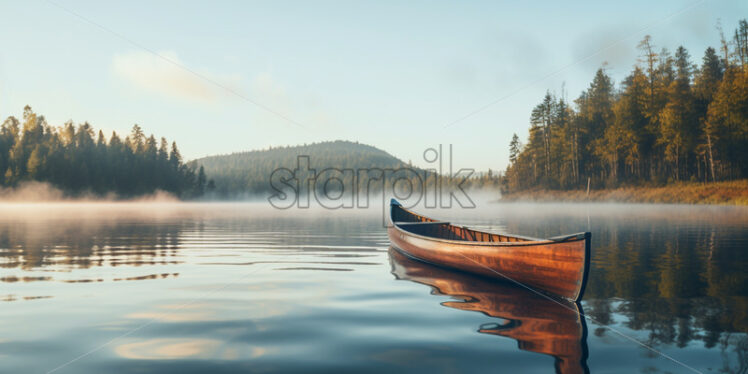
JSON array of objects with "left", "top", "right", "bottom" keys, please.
[
  {"left": 197, "top": 140, "right": 502, "bottom": 198},
  {"left": 504, "top": 20, "right": 748, "bottom": 192},
  {"left": 197, "top": 140, "right": 408, "bottom": 196},
  {"left": 0, "top": 106, "right": 209, "bottom": 198}
]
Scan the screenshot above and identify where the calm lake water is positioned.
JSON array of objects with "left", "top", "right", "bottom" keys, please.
[{"left": 0, "top": 202, "right": 746, "bottom": 373}]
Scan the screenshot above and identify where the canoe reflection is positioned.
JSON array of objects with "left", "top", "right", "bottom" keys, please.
[{"left": 389, "top": 247, "right": 589, "bottom": 374}]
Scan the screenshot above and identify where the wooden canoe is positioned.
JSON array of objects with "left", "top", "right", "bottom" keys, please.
[
  {"left": 387, "top": 199, "right": 591, "bottom": 302},
  {"left": 389, "top": 248, "right": 589, "bottom": 374}
]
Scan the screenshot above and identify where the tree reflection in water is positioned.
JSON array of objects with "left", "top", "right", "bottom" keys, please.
[
  {"left": 581, "top": 217, "right": 748, "bottom": 368},
  {"left": 389, "top": 204, "right": 748, "bottom": 373}
]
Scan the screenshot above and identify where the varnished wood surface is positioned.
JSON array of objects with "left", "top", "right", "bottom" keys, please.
[
  {"left": 389, "top": 248, "right": 589, "bottom": 374},
  {"left": 388, "top": 201, "right": 591, "bottom": 301}
]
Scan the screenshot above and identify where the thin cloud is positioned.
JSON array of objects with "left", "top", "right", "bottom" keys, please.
[
  {"left": 249, "top": 72, "right": 338, "bottom": 131},
  {"left": 571, "top": 25, "right": 638, "bottom": 73},
  {"left": 112, "top": 50, "right": 242, "bottom": 103},
  {"left": 250, "top": 72, "right": 289, "bottom": 108}
]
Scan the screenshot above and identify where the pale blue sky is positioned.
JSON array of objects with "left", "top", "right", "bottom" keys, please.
[{"left": 0, "top": 0, "right": 745, "bottom": 171}]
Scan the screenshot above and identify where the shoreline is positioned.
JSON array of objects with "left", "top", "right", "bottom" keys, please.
[{"left": 499, "top": 180, "right": 748, "bottom": 206}]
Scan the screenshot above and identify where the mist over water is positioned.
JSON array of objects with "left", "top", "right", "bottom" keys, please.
[
  {"left": 0, "top": 202, "right": 746, "bottom": 373},
  {"left": 0, "top": 181, "right": 182, "bottom": 203}
]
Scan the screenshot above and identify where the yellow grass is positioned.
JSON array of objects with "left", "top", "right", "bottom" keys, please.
[{"left": 501, "top": 180, "right": 748, "bottom": 205}]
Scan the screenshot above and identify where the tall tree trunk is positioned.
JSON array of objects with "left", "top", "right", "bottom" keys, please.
[
  {"left": 706, "top": 133, "right": 716, "bottom": 182},
  {"left": 675, "top": 143, "right": 680, "bottom": 181}
]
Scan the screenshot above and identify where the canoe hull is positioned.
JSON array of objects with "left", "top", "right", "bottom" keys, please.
[{"left": 388, "top": 204, "right": 590, "bottom": 302}]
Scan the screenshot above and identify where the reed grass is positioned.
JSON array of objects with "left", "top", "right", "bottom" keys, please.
[{"left": 500, "top": 180, "right": 748, "bottom": 205}]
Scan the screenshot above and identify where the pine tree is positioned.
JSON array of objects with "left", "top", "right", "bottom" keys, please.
[
  {"left": 694, "top": 47, "right": 723, "bottom": 181},
  {"left": 733, "top": 19, "right": 748, "bottom": 66},
  {"left": 658, "top": 46, "right": 695, "bottom": 180},
  {"left": 196, "top": 165, "right": 207, "bottom": 196},
  {"left": 0, "top": 117, "right": 20, "bottom": 185},
  {"left": 169, "top": 141, "right": 182, "bottom": 169},
  {"left": 129, "top": 124, "right": 145, "bottom": 154},
  {"left": 509, "top": 133, "right": 520, "bottom": 164}
]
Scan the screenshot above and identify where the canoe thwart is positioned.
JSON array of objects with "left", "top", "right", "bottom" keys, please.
[{"left": 549, "top": 232, "right": 589, "bottom": 242}]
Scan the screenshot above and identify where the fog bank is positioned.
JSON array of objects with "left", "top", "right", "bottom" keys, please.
[{"left": 0, "top": 182, "right": 179, "bottom": 203}]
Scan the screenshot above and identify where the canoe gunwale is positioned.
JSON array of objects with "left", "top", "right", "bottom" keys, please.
[{"left": 391, "top": 223, "right": 584, "bottom": 247}]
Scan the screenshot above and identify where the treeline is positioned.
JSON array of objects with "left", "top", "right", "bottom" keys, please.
[
  {"left": 0, "top": 106, "right": 211, "bottom": 198},
  {"left": 505, "top": 20, "right": 748, "bottom": 191},
  {"left": 198, "top": 140, "right": 502, "bottom": 198}
]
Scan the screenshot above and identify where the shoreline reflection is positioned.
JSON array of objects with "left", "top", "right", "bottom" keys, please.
[{"left": 389, "top": 247, "right": 589, "bottom": 374}]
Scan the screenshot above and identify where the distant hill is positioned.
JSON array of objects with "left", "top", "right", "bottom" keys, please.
[{"left": 195, "top": 140, "right": 410, "bottom": 196}]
